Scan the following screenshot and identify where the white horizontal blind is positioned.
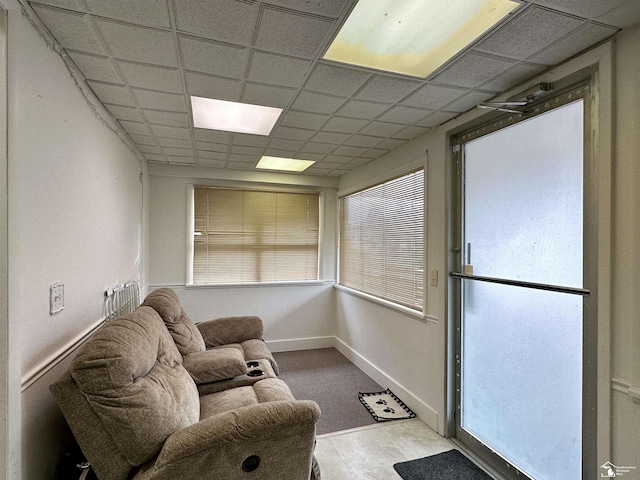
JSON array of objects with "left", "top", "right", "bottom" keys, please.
[
  {"left": 340, "top": 170, "right": 424, "bottom": 311},
  {"left": 193, "top": 187, "right": 319, "bottom": 283}
]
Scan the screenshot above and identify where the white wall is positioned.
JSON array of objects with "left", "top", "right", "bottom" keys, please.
[
  {"left": 611, "top": 24, "right": 640, "bottom": 473},
  {"left": 148, "top": 167, "right": 339, "bottom": 348},
  {"left": 7, "top": 10, "right": 147, "bottom": 479}
]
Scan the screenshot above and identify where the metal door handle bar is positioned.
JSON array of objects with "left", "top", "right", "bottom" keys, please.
[{"left": 450, "top": 272, "right": 590, "bottom": 296}]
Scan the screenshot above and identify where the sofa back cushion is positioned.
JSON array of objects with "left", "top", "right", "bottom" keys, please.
[
  {"left": 142, "top": 288, "right": 206, "bottom": 355},
  {"left": 70, "top": 306, "right": 200, "bottom": 466}
]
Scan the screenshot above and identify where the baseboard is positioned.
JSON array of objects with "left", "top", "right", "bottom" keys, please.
[
  {"left": 332, "top": 337, "right": 440, "bottom": 432},
  {"left": 266, "top": 336, "right": 335, "bottom": 353}
]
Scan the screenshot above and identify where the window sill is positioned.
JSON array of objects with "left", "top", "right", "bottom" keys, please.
[
  {"left": 334, "top": 284, "right": 427, "bottom": 322},
  {"left": 186, "top": 280, "right": 329, "bottom": 289}
]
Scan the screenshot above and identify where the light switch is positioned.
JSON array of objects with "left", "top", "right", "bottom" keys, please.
[
  {"left": 50, "top": 283, "right": 64, "bottom": 315},
  {"left": 430, "top": 270, "right": 438, "bottom": 287}
]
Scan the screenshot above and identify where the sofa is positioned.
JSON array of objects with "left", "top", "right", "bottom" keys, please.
[{"left": 50, "top": 290, "right": 321, "bottom": 480}]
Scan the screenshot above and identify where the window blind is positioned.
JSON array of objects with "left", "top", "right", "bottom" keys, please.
[
  {"left": 193, "top": 187, "right": 319, "bottom": 284},
  {"left": 339, "top": 170, "right": 424, "bottom": 311}
]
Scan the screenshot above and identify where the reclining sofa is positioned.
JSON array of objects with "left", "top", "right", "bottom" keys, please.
[{"left": 50, "top": 288, "right": 321, "bottom": 480}]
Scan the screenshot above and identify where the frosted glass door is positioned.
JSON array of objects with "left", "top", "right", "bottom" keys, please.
[{"left": 460, "top": 100, "right": 584, "bottom": 480}]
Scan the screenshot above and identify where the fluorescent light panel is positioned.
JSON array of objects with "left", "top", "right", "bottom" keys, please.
[
  {"left": 191, "top": 96, "right": 282, "bottom": 135},
  {"left": 323, "top": 0, "right": 519, "bottom": 78},
  {"left": 256, "top": 156, "right": 315, "bottom": 172}
]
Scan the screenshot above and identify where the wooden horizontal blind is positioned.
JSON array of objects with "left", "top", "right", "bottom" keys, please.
[
  {"left": 339, "top": 170, "right": 424, "bottom": 311},
  {"left": 193, "top": 187, "right": 319, "bottom": 284}
]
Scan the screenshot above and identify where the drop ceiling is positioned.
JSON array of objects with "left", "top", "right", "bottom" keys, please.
[{"left": 21, "top": 0, "right": 639, "bottom": 177}]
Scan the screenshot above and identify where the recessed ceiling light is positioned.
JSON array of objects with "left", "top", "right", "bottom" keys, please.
[
  {"left": 190, "top": 96, "right": 282, "bottom": 135},
  {"left": 255, "top": 156, "right": 316, "bottom": 172},
  {"left": 323, "top": 0, "right": 519, "bottom": 78}
]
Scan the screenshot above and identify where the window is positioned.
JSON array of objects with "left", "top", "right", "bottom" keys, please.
[
  {"left": 192, "top": 186, "right": 320, "bottom": 284},
  {"left": 339, "top": 169, "right": 424, "bottom": 311}
]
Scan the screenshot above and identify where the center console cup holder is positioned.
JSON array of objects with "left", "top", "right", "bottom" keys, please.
[
  {"left": 246, "top": 361, "right": 260, "bottom": 368},
  {"left": 247, "top": 369, "right": 264, "bottom": 377}
]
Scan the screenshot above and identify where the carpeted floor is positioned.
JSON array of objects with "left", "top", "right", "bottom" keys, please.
[{"left": 273, "top": 348, "right": 384, "bottom": 435}]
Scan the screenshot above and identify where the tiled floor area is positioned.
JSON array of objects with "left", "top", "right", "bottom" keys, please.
[{"left": 314, "top": 418, "right": 458, "bottom": 480}]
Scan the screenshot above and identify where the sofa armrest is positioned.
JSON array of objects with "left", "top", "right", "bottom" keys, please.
[
  {"left": 183, "top": 348, "right": 248, "bottom": 384},
  {"left": 196, "top": 316, "right": 264, "bottom": 347},
  {"left": 144, "top": 401, "right": 320, "bottom": 480}
]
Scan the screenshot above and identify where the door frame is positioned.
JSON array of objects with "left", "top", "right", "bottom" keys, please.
[{"left": 445, "top": 62, "right": 611, "bottom": 479}]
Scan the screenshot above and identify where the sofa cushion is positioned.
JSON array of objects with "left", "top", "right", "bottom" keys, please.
[
  {"left": 183, "top": 348, "right": 248, "bottom": 384},
  {"left": 71, "top": 306, "right": 200, "bottom": 466},
  {"left": 142, "top": 288, "right": 206, "bottom": 355}
]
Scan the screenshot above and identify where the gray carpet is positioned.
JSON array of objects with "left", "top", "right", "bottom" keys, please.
[
  {"left": 273, "top": 348, "right": 383, "bottom": 435},
  {"left": 394, "top": 450, "right": 493, "bottom": 480}
]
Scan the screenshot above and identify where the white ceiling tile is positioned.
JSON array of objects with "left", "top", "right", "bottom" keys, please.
[
  {"left": 132, "top": 89, "right": 186, "bottom": 112},
  {"left": 198, "top": 157, "right": 226, "bottom": 167},
  {"left": 336, "top": 100, "right": 390, "bottom": 119},
  {"left": 331, "top": 146, "right": 367, "bottom": 157},
  {"left": 248, "top": 51, "right": 311, "bottom": 87},
  {"left": 355, "top": 76, "right": 421, "bottom": 103},
  {"left": 159, "top": 138, "right": 193, "bottom": 149},
  {"left": 597, "top": 0, "right": 640, "bottom": 28},
  {"left": 173, "top": 0, "right": 258, "bottom": 44},
  {"left": 144, "top": 110, "right": 190, "bottom": 127},
  {"left": 128, "top": 134, "right": 158, "bottom": 146},
  {"left": 480, "top": 63, "right": 548, "bottom": 91},
  {"left": 151, "top": 125, "right": 191, "bottom": 139},
  {"left": 195, "top": 128, "right": 231, "bottom": 143},
  {"left": 184, "top": 71, "right": 242, "bottom": 102},
  {"left": 311, "top": 131, "right": 351, "bottom": 144},
  {"left": 68, "top": 51, "right": 122, "bottom": 83},
  {"left": 280, "top": 111, "right": 330, "bottom": 130},
  {"left": 198, "top": 150, "right": 227, "bottom": 162},
  {"left": 300, "top": 142, "right": 337, "bottom": 154},
  {"left": 417, "top": 111, "right": 459, "bottom": 128},
  {"left": 344, "top": 134, "right": 384, "bottom": 148},
  {"left": 179, "top": 35, "right": 248, "bottom": 78},
  {"left": 526, "top": 23, "right": 618, "bottom": 65},
  {"left": 32, "top": 5, "right": 105, "bottom": 55},
  {"left": 475, "top": 7, "right": 584, "bottom": 60},
  {"left": 360, "top": 148, "right": 388, "bottom": 159},
  {"left": 231, "top": 145, "right": 265, "bottom": 156},
  {"left": 196, "top": 141, "right": 228, "bottom": 152},
  {"left": 263, "top": 148, "right": 297, "bottom": 157},
  {"left": 432, "top": 52, "right": 515, "bottom": 88},
  {"left": 231, "top": 133, "right": 270, "bottom": 147},
  {"left": 254, "top": 6, "right": 335, "bottom": 59},
  {"left": 359, "top": 121, "right": 404, "bottom": 137},
  {"left": 137, "top": 144, "right": 164, "bottom": 155},
  {"left": 531, "top": 0, "right": 629, "bottom": 18},
  {"left": 394, "top": 126, "right": 430, "bottom": 140},
  {"left": 443, "top": 91, "right": 496, "bottom": 113},
  {"left": 322, "top": 116, "right": 368, "bottom": 134},
  {"left": 229, "top": 153, "right": 259, "bottom": 163},
  {"left": 268, "top": 0, "right": 349, "bottom": 18},
  {"left": 87, "top": 80, "right": 135, "bottom": 106},
  {"left": 304, "top": 63, "right": 372, "bottom": 96},
  {"left": 163, "top": 147, "right": 194, "bottom": 156},
  {"left": 242, "top": 83, "right": 297, "bottom": 109},
  {"left": 323, "top": 155, "right": 353, "bottom": 164},
  {"left": 228, "top": 161, "right": 256, "bottom": 170},
  {"left": 375, "top": 138, "right": 408, "bottom": 150},
  {"left": 295, "top": 152, "right": 326, "bottom": 161},
  {"left": 119, "top": 120, "right": 152, "bottom": 135},
  {"left": 402, "top": 83, "right": 467, "bottom": 110},
  {"left": 268, "top": 138, "right": 305, "bottom": 151},
  {"left": 29, "top": 0, "right": 84, "bottom": 11},
  {"left": 105, "top": 104, "right": 145, "bottom": 122},
  {"left": 84, "top": 0, "right": 171, "bottom": 28},
  {"left": 117, "top": 61, "right": 183, "bottom": 94},
  {"left": 167, "top": 155, "right": 197, "bottom": 164},
  {"left": 291, "top": 91, "right": 346, "bottom": 114},
  {"left": 273, "top": 126, "right": 316, "bottom": 141},
  {"left": 144, "top": 154, "right": 168, "bottom": 162},
  {"left": 349, "top": 156, "right": 374, "bottom": 165},
  {"left": 377, "top": 105, "right": 431, "bottom": 124},
  {"left": 95, "top": 20, "right": 178, "bottom": 67}
]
